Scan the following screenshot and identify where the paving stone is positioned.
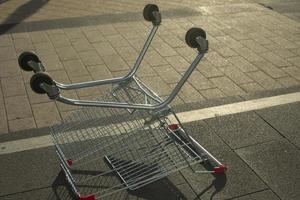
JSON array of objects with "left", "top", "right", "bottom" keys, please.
[
  {"left": 32, "top": 102, "right": 61, "bottom": 128},
  {"left": 55, "top": 46, "right": 78, "bottom": 61},
  {"left": 235, "top": 47, "right": 265, "bottom": 62},
  {"left": 29, "top": 31, "right": 50, "bottom": 44},
  {"left": 189, "top": 70, "right": 214, "bottom": 90},
  {"left": 161, "top": 35, "right": 185, "bottom": 48},
  {"left": 0, "top": 109, "right": 8, "bottom": 134},
  {"left": 198, "top": 60, "right": 224, "bottom": 78},
  {"left": 260, "top": 52, "right": 291, "bottom": 67},
  {"left": 105, "top": 34, "right": 130, "bottom": 48},
  {"left": 84, "top": 29, "right": 105, "bottom": 43},
  {"left": 286, "top": 56, "right": 300, "bottom": 67},
  {"left": 205, "top": 111, "right": 282, "bottom": 149},
  {"left": 0, "top": 35, "right": 13, "bottom": 47},
  {"left": 210, "top": 76, "right": 245, "bottom": 96},
  {"left": 252, "top": 60, "right": 287, "bottom": 78},
  {"left": 219, "top": 65, "right": 253, "bottom": 84},
  {"left": 205, "top": 51, "right": 229, "bottom": 67},
  {"left": 239, "top": 82, "right": 264, "bottom": 93},
  {"left": 1, "top": 75, "right": 26, "bottom": 97},
  {"left": 64, "top": 27, "right": 85, "bottom": 40},
  {"left": 71, "top": 37, "right": 94, "bottom": 52},
  {"left": 248, "top": 33, "right": 273, "bottom": 45},
  {"left": 93, "top": 41, "right": 117, "bottom": 56},
  {"left": 232, "top": 190, "right": 280, "bottom": 200},
  {"left": 128, "top": 37, "right": 148, "bottom": 52},
  {"left": 247, "top": 71, "right": 283, "bottom": 90},
  {"left": 214, "top": 46, "right": 239, "bottom": 57},
  {"left": 141, "top": 76, "right": 172, "bottom": 96},
  {"left": 144, "top": 50, "right": 168, "bottom": 67},
  {"left": 5, "top": 95, "right": 32, "bottom": 120},
  {"left": 283, "top": 66, "right": 300, "bottom": 81},
  {"left": 153, "top": 43, "right": 178, "bottom": 57},
  {"left": 33, "top": 42, "right": 56, "bottom": 56},
  {"left": 116, "top": 46, "right": 138, "bottom": 62},
  {"left": 8, "top": 117, "right": 36, "bottom": 132},
  {"left": 86, "top": 64, "right": 113, "bottom": 80},
  {"left": 276, "top": 76, "right": 299, "bottom": 88},
  {"left": 0, "top": 147, "right": 60, "bottom": 196},
  {"left": 102, "top": 55, "right": 129, "bottom": 72},
  {"left": 79, "top": 50, "right": 104, "bottom": 66},
  {"left": 13, "top": 38, "right": 34, "bottom": 53},
  {"left": 227, "top": 56, "right": 258, "bottom": 73},
  {"left": 165, "top": 55, "right": 190, "bottom": 72},
  {"left": 49, "top": 33, "right": 71, "bottom": 47},
  {"left": 269, "top": 36, "right": 298, "bottom": 49},
  {"left": 0, "top": 46, "right": 16, "bottom": 61},
  {"left": 236, "top": 140, "right": 300, "bottom": 200},
  {"left": 263, "top": 43, "right": 296, "bottom": 59},
  {"left": 177, "top": 82, "right": 205, "bottom": 103},
  {"left": 200, "top": 88, "right": 226, "bottom": 100},
  {"left": 240, "top": 39, "right": 268, "bottom": 53},
  {"left": 69, "top": 75, "right": 100, "bottom": 97},
  {"left": 39, "top": 54, "right": 63, "bottom": 71},
  {"left": 174, "top": 46, "right": 196, "bottom": 63},
  {"left": 153, "top": 65, "right": 181, "bottom": 84},
  {"left": 290, "top": 48, "right": 300, "bottom": 56},
  {"left": 216, "top": 35, "right": 244, "bottom": 49},
  {"left": 256, "top": 103, "right": 300, "bottom": 148},
  {"left": 130, "top": 61, "right": 157, "bottom": 78},
  {"left": 63, "top": 59, "right": 89, "bottom": 78},
  {"left": 182, "top": 146, "right": 267, "bottom": 200}
]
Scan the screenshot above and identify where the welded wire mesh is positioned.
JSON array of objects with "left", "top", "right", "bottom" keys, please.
[{"left": 51, "top": 78, "right": 203, "bottom": 198}]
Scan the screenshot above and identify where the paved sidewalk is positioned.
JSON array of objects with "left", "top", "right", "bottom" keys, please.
[
  {"left": 0, "top": 98, "right": 299, "bottom": 200},
  {"left": 0, "top": 0, "right": 300, "bottom": 134}
]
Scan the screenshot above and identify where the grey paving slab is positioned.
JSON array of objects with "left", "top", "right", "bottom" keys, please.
[
  {"left": 205, "top": 111, "right": 283, "bottom": 149},
  {"left": 236, "top": 139, "right": 300, "bottom": 200},
  {"left": 179, "top": 122, "right": 267, "bottom": 200},
  {"left": 256, "top": 102, "right": 300, "bottom": 148},
  {"left": 231, "top": 189, "right": 280, "bottom": 200},
  {"left": 0, "top": 147, "right": 60, "bottom": 196}
]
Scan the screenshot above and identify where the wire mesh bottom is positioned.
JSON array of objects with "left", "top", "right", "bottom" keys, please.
[{"left": 50, "top": 78, "right": 203, "bottom": 198}]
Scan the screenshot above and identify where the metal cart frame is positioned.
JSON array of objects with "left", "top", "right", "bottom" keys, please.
[{"left": 18, "top": 4, "right": 226, "bottom": 200}]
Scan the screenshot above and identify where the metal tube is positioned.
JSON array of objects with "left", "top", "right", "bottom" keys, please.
[
  {"left": 55, "top": 53, "right": 205, "bottom": 110},
  {"left": 55, "top": 25, "right": 159, "bottom": 90}
]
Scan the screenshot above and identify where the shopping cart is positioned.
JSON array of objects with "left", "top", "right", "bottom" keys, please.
[{"left": 18, "top": 4, "right": 226, "bottom": 200}]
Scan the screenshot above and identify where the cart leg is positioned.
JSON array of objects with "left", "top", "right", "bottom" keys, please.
[{"left": 168, "top": 124, "right": 227, "bottom": 174}]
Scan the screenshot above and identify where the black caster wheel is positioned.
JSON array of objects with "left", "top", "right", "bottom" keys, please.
[
  {"left": 18, "top": 51, "right": 40, "bottom": 71},
  {"left": 185, "top": 28, "right": 207, "bottom": 48},
  {"left": 30, "top": 72, "right": 54, "bottom": 94},
  {"left": 143, "top": 4, "right": 159, "bottom": 22}
]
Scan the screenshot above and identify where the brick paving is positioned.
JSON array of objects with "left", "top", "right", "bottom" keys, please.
[{"left": 0, "top": 0, "right": 299, "bottom": 133}]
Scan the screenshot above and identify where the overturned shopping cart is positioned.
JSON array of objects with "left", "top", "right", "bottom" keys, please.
[{"left": 18, "top": 4, "right": 226, "bottom": 200}]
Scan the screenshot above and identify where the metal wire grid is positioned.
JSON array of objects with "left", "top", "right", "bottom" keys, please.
[
  {"left": 68, "top": 125, "right": 202, "bottom": 198},
  {"left": 51, "top": 78, "right": 161, "bottom": 162}
]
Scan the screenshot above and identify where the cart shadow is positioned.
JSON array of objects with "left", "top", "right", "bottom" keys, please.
[
  {"left": 47, "top": 171, "right": 190, "bottom": 200},
  {"left": 194, "top": 173, "right": 227, "bottom": 200}
]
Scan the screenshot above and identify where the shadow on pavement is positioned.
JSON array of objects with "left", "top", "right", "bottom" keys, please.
[
  {"left": 47, "top": 171, "right": 190, "bottom": 200},
  {"left": 195, "top": 173, "right": 227, "bottom": 200},
  {"left": 0, "top": 0, "right": 49, "bottom": 35}
]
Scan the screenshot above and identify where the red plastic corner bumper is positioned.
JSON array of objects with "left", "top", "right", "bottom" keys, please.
[
  {"left": 168, "top": 124, "right": 179, "bottom": 130},
  {"left": 78, "top": 194, "right": 96, "bottom": 200},
  {"left": 67, "top": 159, "right": 73, "bottom": 167},
  {"left": 213, "top": 164, "right": 227, "bottom": 174}
]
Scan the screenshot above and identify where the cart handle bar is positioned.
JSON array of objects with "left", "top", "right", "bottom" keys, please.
[{"left": 42, "top": 52, "right": 205, "bottom": 111}]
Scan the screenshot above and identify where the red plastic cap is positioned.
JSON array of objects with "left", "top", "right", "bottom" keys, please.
[
  {"left": 78, "top": 194, "right": 96, "bottom": 200},
  {"left": 168, "top": 124, "right": 179, "bottom": 130},
  {"left": 67, "top": 159, "right": 73, "bottom": 167},
  {"left": 213, "top": 164, "right": 227, "bottom": 174}
]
